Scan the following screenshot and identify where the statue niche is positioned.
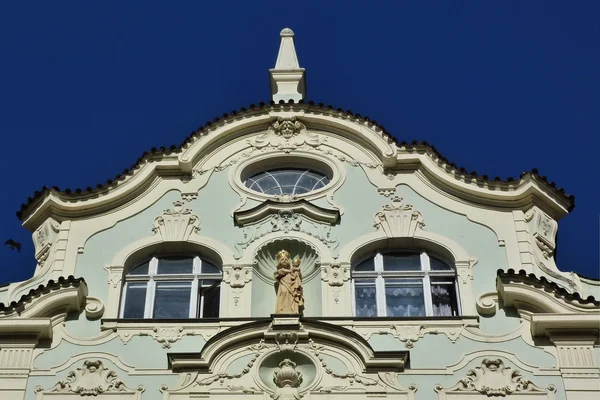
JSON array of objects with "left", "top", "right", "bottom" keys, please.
[{"left": 274, "top": 249, "right": 304, "bottom": 315}]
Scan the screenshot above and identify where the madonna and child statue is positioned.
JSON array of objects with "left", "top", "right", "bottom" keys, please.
[{"left": 274, "top": 249, "right": 304, "bottom": 315}]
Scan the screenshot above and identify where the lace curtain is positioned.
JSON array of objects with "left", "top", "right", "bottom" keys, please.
[{"left": 431, "top": 284, "right": 453, "bottom": 316}]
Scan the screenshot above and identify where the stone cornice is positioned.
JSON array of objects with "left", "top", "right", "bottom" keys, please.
[
  {"left": 17, "top": 102, "right": 573, "bottom": 229},
  {"left": 530, "top": 314, "right": 600, "bottom": 337},
  {"left": 0, "top": 318, "right": 53, "bottom": 341}
]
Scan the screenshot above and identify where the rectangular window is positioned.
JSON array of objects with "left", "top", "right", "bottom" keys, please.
[
  {"left": 431, "top": 280, "right": 458, "bottom": 316},
  {"left": 156, "top": 257, "right": 194, "bottom": 275},
  {"left": 153, "top": 282, "right": 192, "bottom": 318},
  {"left": 122, "top": 283, "right": 147, "bottom": 318},
  {"left": 354, "top": 279, "right": 377, "bottom": 317},
  {"left": 200, "top": 281, "right": 221, "bottom": 318},
  {"left": 385, "top": 279, "right": 425, "bottom": 317}
]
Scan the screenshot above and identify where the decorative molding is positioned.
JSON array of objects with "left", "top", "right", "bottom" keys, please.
[
  {"left": 435, "top": 359, "right": 554, "bottom": 398},
  {"left": 514, "top": 208, "right": 579, "bottom": 292},
  {"left": 476, "top": 292, "right": 499, "bottom": 315},
  {"left": 35, "top": 360, "right": 144, "bottom": 397},
  {"left": 272, "top": 359, "right": 303, "bottom": 400},
  {"left": 181, "top": 192, "right": 197, "bottom": 202},
  {"left": 234, "top": 199, "right": 340, "bottom": 226},
  {"left": 193, "top": 148, "right": 257, "bottom": 177},
  {"left": 85, "top": 296, "right": 105, "bottom": 320},
  {"left": 152, "top": 200, "right": 200, "bottom": 242},
  {"left": 321, "top": 263, "right": 350, "bottom": 287},
  {"left": 235, "top": 210, "right": 339, "bottom": 259},
  {"left": 33, "top": 218, "right": 60, "bottom": 267},
  {"left": 223, "top": 265, "right": 252, "bottom": 289},
  {"left": 247, "top": 116, "right": 325, "bottom": 153},
  {"left": 373, "top": 196, "right": 425, "bottom": 238}
]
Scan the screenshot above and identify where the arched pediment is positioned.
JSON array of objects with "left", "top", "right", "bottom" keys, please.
[
  {"left": 19, "top": 102, "right": 573, "bottom": 230},
  {"left": 164, "top": 316, "right": 413, "bottom": 398}
]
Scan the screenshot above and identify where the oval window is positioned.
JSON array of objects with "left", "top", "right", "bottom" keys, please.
[{"left": 244, "top": 168, "right": 331, "bottom": 196}]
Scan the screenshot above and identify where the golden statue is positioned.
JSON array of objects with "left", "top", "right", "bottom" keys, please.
[{"left": 274, "top": 250, "right": 304, "bottom": 315}]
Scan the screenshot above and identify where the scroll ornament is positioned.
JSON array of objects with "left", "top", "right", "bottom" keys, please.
[
  {"left": 436, "top": 359, "right": 553, "bottom": 397},
  {"left": 35, "top": 360, "right": 144, "bottom": 396}
]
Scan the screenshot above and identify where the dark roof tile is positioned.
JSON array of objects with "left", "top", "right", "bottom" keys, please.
[
  {"left": 0, "top": 276, "right": 85, "bottom": 315},
  {"left": 497, "top": 269, "right": 599, "bottom": 306}
]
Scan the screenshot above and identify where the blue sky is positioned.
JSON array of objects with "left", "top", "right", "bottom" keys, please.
[{"left": 0, "top": 1, "right": 598, "bottom": 284}]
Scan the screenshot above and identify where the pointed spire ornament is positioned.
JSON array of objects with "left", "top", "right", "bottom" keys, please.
[{"left": 270, "top": 28, "right": 306, "bottom": 103}]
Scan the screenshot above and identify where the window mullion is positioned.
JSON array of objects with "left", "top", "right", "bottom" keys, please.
[
  {"left": 119, "top": 282, "right": 128, "bottom": 318},
  {"left": 190, "top": 278, "right": 199, "bottom": 318},
  {"left": 195, "top": 257, "right": 201, "bottom": 274},
  {"left": 149, "top": 257, "right": 158, "bottom": 274},
  {"left": 199, "top": 287, "right": 205, "bottom": 319},
  {"left": 374, "top": 253, "right": 386, "bottom": 316},
  {"left": 423, "top": 274, "right": 433, "bottom": 316},
  {"left": 144, "top": 279, "right": 155, "bottom": 318}
]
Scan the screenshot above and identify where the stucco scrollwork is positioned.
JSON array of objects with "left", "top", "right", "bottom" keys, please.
[
  {"left": 33, "top": 218, "right": 60, "bottom": 267},
  {"left": 248, "top": 116, "right": 325, "bottom": 153},
  {"left": 235, "top": 210, "right": 339, "bottom": 259},
  {"left": 272, "top": 359, "right": 303, "bottom": 400},
  {"left": 321, "top": 263, "right": 349, "bottom": 287},
  {"left": 152, "top": 200, "right": 200, "bottom": 242},
  {"left": 373, "top": 196, "right": 425, "bottom": 238},
  {"left": 35, "top": 360, "right": 144, "bottom": 397},
  {"left": 223, "top": 265, "right": 252, "bottom": 288},
  {"left": 85, "top": 296, "right": 105, "bottom": 320},
  {"left": 435, "top": 359, "right": 555, "bottom": 398}
]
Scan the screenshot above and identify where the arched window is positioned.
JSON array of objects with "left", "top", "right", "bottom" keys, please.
[
  {"left": 120, "top": 255, "right": 222, "bottom": 319},
  {"left": 352, "top": 251, "right": 459, "bottom": 317}
]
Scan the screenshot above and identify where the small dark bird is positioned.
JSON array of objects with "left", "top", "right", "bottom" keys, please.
[{"left": 4, "top": 239, "right": 21, "bottom": 252}]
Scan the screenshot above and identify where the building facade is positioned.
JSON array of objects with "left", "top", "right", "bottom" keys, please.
[{"left": 0, "top": 29, "right": 598, "bottom": 400}]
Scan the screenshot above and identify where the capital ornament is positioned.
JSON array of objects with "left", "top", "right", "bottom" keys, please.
[
  {"left": 152, "top": 200, "right": 200, "bottom": 241},
  {"left": 373, "top": 196, "right": 425, "bottom": 238}
]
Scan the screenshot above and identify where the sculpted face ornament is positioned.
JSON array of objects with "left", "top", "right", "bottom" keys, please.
[
  {"left": 274, "top": 116, "right": 303, "bottom": 139},
  {"left": 274, "top": 250, "right": 304, "bottom": 315}
]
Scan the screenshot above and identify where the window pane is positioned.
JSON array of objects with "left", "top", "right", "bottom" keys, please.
[
  {"left": 157, "top": 257, "right": 194, "bottom": 274},
  {"left": 355, "top": 257, "right": 375, "bottom": 272},
  {"left": 123, "top": 283, "right": 147, "bottom": 318},
  {"left": 383, "top": 253, "right": 421, "bottom": 271},
  {"left": 201, "top": 261, "right": 220, "bottom": 274},
  {"left": 430, "top": 257, "right": 452, "bottom": 271},
  {"left": 385, "top": 279, "right": 425, "bottom": 317},
  {"left": 153, "top": 282, "right": 191, "bottom": 318},
  {"left": 244, "top": 168, "right": 330, "bottom": 196},
  {"left": 200, "top": 281, "right": 220, "bottom": 318},
  {"left": 355, "top": 280, "right": 377, "bottom": 317},
  {"left": 431, "top": 282, "right": 458, "bottom": 316},
  {"left": 128, "top": 261, "right": 149, "bottom": 275}
]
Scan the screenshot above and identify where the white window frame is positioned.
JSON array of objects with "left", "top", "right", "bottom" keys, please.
[
  {"left": 351, "top": 250, "right": 459, "bottom": 317},
  {"left": 120, "top": 256, "right": 222, "bottom": 319}
]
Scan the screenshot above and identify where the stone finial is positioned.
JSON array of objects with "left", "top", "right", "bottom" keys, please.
[{"left": 270, "top": 28, "right": 306, "bottom": 103}]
